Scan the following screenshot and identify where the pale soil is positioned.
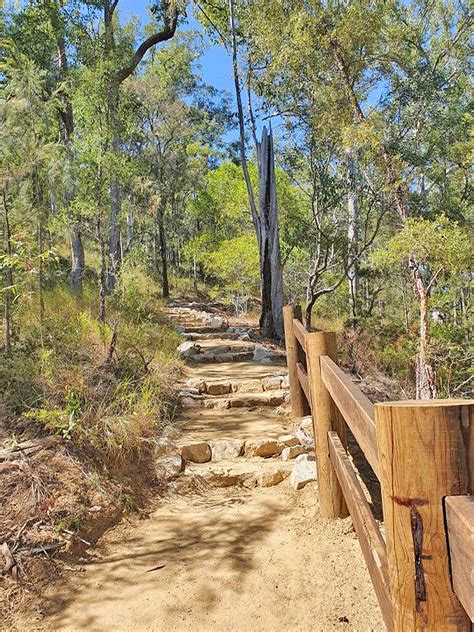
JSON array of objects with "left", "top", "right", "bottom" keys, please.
[{"left": 12, "top": 302, "right": 385, "bottom": 631}]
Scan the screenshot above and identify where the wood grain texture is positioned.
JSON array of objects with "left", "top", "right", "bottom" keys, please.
[
  {"left": 292, "top": 318, "right": 307, "bottom": 353},
  {"left": 282, "top": 305, "right": 310, "bottom": 418},
  {"left": 296, "top": 362, "right": 312, "bottom": 409},
  {"left": 328, "top": 431, "right": 393, "bottom": 631},
  {"left": 445, "top": 495, "right": 474, "bottom": 622},
  {"left": 376, "top": 400, "right": 473, "bottom": 631},
  {"left": 306, "top": 331, "right": 348, "bottom": 519},
  {"left": 320, "top": 355, "right": 379, "bottom": 479}
]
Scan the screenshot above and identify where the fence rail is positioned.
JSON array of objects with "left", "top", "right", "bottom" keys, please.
[{"left": 282, "top": 303, "right": 474, "bottom": 631}]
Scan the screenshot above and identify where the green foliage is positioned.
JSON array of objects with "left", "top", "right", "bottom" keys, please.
[
  {"left": 204, "top": 234, "right": 260, "bottom": 296},
  {"left": 370, "top": 216, "right": 472, "bottom": 274}
]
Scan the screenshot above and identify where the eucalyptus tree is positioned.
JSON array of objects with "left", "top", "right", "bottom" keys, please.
[
  {"left": 131, "top": 36, "right": 230, "bottom": 297},
  {"left": 1, "top": 56, "right": 64, "bottom": 345}
]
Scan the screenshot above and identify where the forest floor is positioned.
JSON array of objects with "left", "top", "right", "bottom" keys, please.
[{"left": 7, "top": 301, "right": 385, "bottom": 632}]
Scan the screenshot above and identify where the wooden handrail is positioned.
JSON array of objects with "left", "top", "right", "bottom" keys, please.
[
  {"left": 296, "top": 362, "right": 311, "bottom": 408},
  {"left": 328, "top": 431, "right": 392, "bottom": 630},
  {"left": 445, "top": 495, "right": 474, "bottom": 622},
  {"left": 292, "top": 318, "right": 307, "bottom": 353},
  {"left": 320, "top": 356, "right": 379, "bottom": 479}
]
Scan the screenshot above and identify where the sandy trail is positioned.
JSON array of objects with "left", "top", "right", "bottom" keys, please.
[{"left": 39, "top": 303, "right": 385, "bottom": 631}]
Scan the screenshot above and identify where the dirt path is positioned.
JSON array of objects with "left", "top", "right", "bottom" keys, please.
[{"left": 37, "top": 302, "right": 385, "bottom": 631}]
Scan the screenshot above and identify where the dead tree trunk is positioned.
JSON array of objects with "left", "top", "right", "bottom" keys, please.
[
  {"left": 256, "top": 126, "right": 285, "bottom": 339},
  {"left": 229, "top": 0, "right": 284, "bottom": 339}
]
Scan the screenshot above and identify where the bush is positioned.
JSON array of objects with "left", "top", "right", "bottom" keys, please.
[{"left": 1, "top": 269, "right": 181, "bottom": 467}]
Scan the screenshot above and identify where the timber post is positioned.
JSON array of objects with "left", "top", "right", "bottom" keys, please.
[
  {"left": 375, "top": 400, "right": 473, "bottom": 631},
  {"left": 306, "top": 331, "right": 348, "bottom": 519},
  {"left": 283, "top": 304, "right": 310, "bottom": 418}
]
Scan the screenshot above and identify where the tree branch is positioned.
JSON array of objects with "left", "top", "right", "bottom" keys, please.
[{"left": 116, "top": 4, "right": 179, "bottom": 84}]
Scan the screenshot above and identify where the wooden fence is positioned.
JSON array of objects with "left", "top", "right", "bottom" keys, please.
[{"left": 283, "top": 304, "right": 474, "bottom": 631}]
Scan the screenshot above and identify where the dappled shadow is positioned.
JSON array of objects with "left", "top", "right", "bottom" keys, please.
[{"left": 40, "top": 489, "right": 290, "bottom": 630}]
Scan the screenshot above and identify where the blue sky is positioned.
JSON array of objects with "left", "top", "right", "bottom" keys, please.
[{"left": 119, "top": 1, "right": 234, "bottom": 96}]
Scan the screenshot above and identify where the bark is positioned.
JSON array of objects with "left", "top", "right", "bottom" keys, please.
[
  {"left": 346, "top": 155, "right": 359, "bottom": 324},
  {"left": 412, "top": 265, "right": 437, "bottom": 399},
  {"left": 256, "top": 126, "right": 285, "bottom": 339},
  {"left": 70, "top": 224, "right": 85, "bottom": 295},
  {"left": 157, "top": 200, "right": 169, "bottom": 299},
  {"left": 2, "top": 188, "right": 13, "bottom": 354},
  {"left": 98, "top": 220, "right": 107, "bottom": 323},
  {"left": 193, "top": 256, "right": 198, "bottom": 297}
]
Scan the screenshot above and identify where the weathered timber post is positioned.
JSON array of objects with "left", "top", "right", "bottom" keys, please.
[
  {"left": 376, "top": 400, "right": 473, "bottom": 631},
  {"left": 283, "top": 304, "right": 310, "bottom": 418},
  {"left": 306, "top": 331, "right": 348, "bottom": 519}
]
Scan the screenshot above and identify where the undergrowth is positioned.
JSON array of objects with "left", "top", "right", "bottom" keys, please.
[{"left": 0, "top": 263, "right": 182, "bottom": 469}]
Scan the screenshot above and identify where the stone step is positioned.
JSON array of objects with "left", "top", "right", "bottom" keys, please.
[
  {"left": 184, "top": 332, "right": 247, "bottom": 341},
  {"left": 179, "top": 458, "right": 293, "bottom": 489},
  {"left": 186, "top": 351, "right": 255, "bottom": 364},
  {"left": 183, "top": 374, "right": 289, "bottom": 396},
  {"left": 182, "top": 325, "right": 228, "bottom": 334},
  {"left": 181, "top": 390, "right": 288, "bottom": 410}
]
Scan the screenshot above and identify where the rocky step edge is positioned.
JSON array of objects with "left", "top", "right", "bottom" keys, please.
[
  {"left": 155, "top": 418, "right": 317, "bottom": 491},
  {"left": 180, "top": 374, "right": 290, "bottom": 410},
  {"left": 178, "top": 341, "right": 286, "bottom": 365}
]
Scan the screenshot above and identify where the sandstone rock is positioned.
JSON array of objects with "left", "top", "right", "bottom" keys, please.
[
  {"left": 203, "top": 314, "right": 226, "bottom": 329},
  {"left": 214, "top": 353, "right": 235, "bottom": 363},
  {"left": 278, "top": 434, "right": 299, "bottom": 447},
  {"left": 181, "top": 396, "right": 202, "bottom": 409},
  {"left": 281, "top": 445, "right": 306, "bottom": 461},
  {"left": 181, "top": 442, "right": 211, "bottom": 463},
  {"left": 202, "top": 398, "right": 230, "bottom": 410},
  {"left": 210, "top": 439, "right": 245, "bottom": 461},
  {"left": 257, "top": 465, "right": 291, "bottom": 487},
  {"left": 238, "top": 334, "right": 251, "bottom": 341},
  {"left": 296, "top": 416, "right": 315, "bottom": 449},
  {"left": 253, "top": 345, "right": 275, "bottom": 362},
  {"left": 206, "top": 382, "right": 232, "bottom": 396},
  {"left": 290, "top": 454, "right": 317, "bottom": 490},
  {"left": 177, "top": 341, "right": 201, "bottom": 358},
  {"left": 232, "top": 379, "right": 263, "bottom": 393},
  {"left": 185, "top": 378, "right": 207, "bottom": 393},
  {"left": 155, "top": 453, "right": 184, "bottom": 481},
  {"left": 179, "top": 387, "right": 200, "bottom": 396},
  {"left": 281, "top": 374, "right": 290, "bottom": 389},
  {"left": 262, "top": 376, "right": 283, "bottom": 391},
  {"left": 244, "top": 439, "right": 283, "bottom": 458}
]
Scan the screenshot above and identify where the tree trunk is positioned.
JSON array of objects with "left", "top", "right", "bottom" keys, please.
[
  {"left": 157, "top": 202, "right": 169, "bottom": 299},
  {"left": 70, "top": 223, "right": 85, "bottom": 295},
  {"left": 2, "top": 188, "right": 13, "bottom": 354},
  {"left": 255, "top": 126, "right": 285, "bottom": 339},
  {"left": 193, "top": 256, "right": 198, "bottom": 297},
  {"left": 347, "top": 155, "right": 359, "bottom": 325},
  {"left": 414, "top": 273, "right": 437, "bottom": 399},
  {"left": 98, "top": 220, "right": 107, "bottom": 323}
]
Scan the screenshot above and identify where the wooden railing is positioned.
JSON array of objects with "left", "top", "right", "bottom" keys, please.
[{"left": 283, "top": 304, "right": 474, "bottom": 631}]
